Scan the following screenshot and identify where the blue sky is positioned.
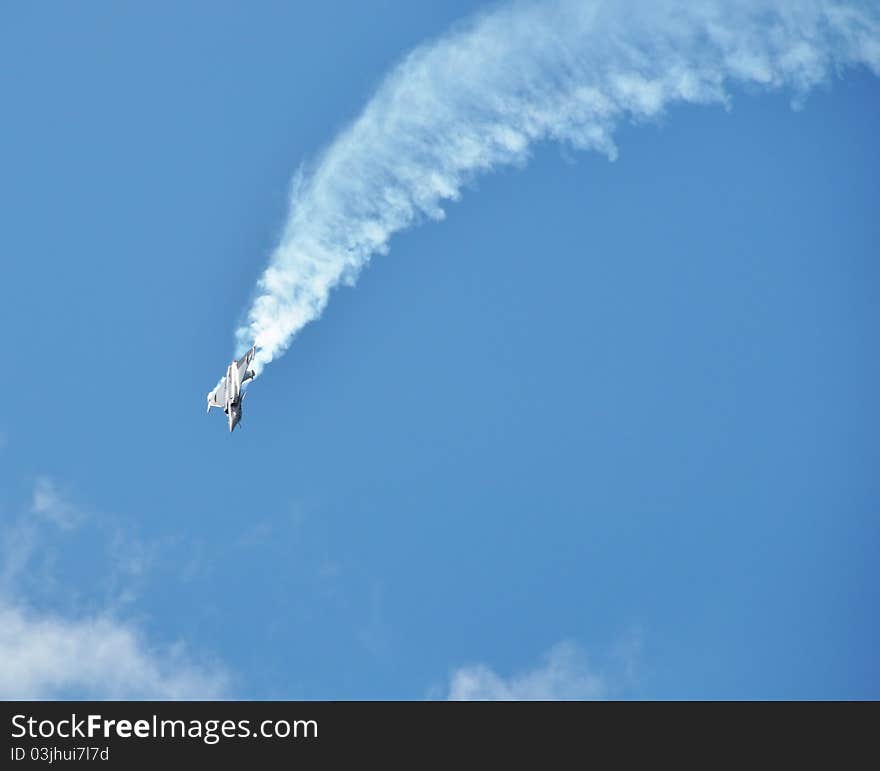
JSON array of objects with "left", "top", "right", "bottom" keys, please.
[{"left": 0, "top": 1, "right": 878, "bottom": 699}]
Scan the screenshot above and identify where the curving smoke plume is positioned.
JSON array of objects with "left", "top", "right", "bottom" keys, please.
[{"left": 236, "top": 0, "right": 880, "bottom": 375}]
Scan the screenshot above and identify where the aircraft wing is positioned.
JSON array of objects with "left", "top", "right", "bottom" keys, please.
[
  {"left": 235, "top": 346, "right": 257, "bottom": 383},
  {"left": 206, "top": 377, "right": 227, "bottom": 412}
]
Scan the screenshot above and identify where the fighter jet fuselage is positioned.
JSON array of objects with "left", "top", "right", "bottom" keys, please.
[{"left": 222, "top": 358, "right": 245, "bottom": 433}]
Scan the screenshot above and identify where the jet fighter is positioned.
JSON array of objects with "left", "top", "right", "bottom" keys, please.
[{"left": 206, "top": 345, "right": 257, "bottom": 432}]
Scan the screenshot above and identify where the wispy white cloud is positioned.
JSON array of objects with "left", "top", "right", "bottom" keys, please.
[
  {"left": 447, "top": 640, "right": 606, "bottom": 700},
  {"left": 0, "top": 602, "right": 227, "bottom": 699},
  {"left": 236, "top": 0, "right": 880, "bottom": 374},
  {"left": 2, "top": 477, "right": 132, "bottom": 601},
  {"left": 0, "top": 478, "right": 229, "bottom": 699},
  {"left": 31, "top": 476, "right": 82, "bottom": 530},
  {"left": 0, "top": 478, "right": 76, "bottom": 591}
]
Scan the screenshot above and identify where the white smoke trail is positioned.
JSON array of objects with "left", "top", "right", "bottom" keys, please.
[{"left": 236, "top": 0, "right": 880, "bottom": 375}]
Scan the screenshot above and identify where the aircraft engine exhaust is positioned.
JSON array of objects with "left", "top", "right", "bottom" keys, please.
[{"left": 233, "top": 0, "right": 880, "bottom": 378}]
